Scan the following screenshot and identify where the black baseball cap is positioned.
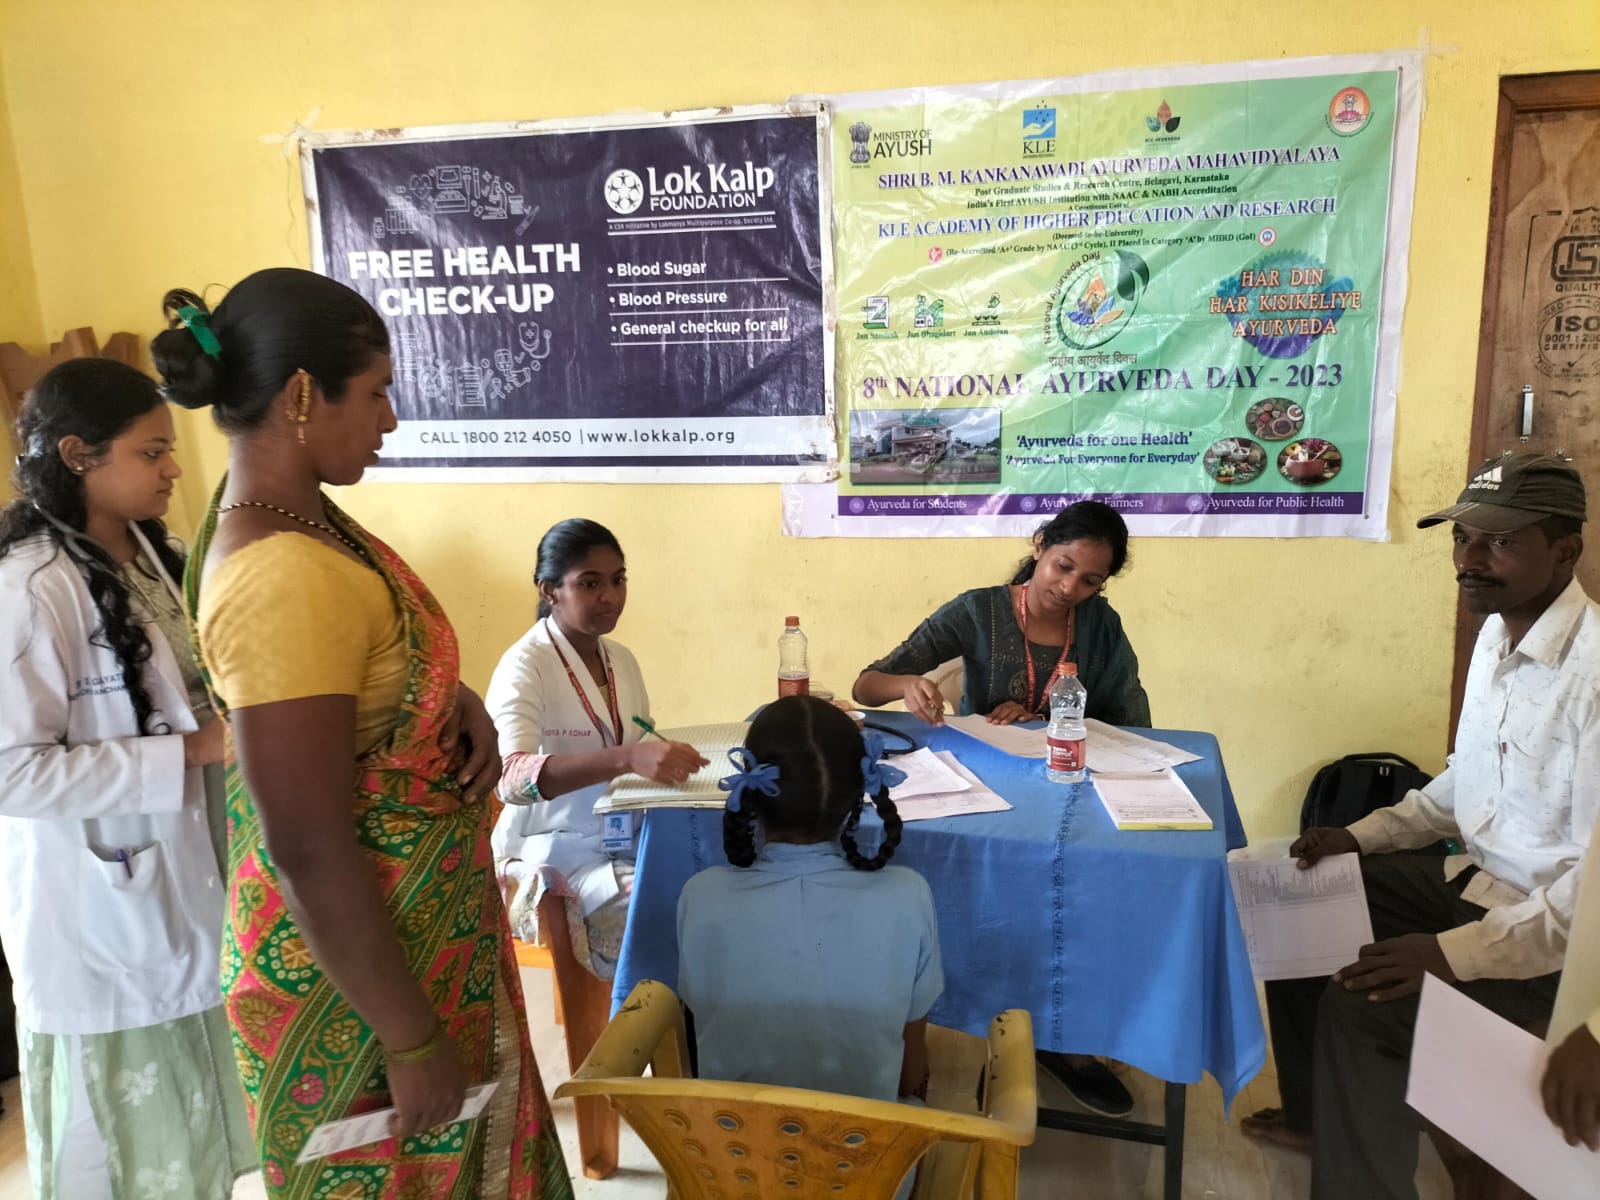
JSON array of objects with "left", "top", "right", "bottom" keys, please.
[{"left": 1417, "top": 452, "right": 1587, "bottom": 533}]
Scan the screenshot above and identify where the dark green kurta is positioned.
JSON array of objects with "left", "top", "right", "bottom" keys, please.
[{"left": 867, "top": 585, "right": 1151, "bottom": 726}]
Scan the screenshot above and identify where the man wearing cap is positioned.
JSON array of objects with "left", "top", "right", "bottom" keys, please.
[{"left": 1243, "top": 452, "right": 1600, "bottom": 1198}]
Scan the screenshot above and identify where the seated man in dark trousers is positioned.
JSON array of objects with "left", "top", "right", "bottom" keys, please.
[{"left": 1243, "top": 451, "right": 1600, "bottom": 1199}]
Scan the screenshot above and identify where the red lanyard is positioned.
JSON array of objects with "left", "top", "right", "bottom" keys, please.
[
  {"left": 549, "top": 624, "right": 623, "bottom": 747},
  {"left": 1015, "top": 583, "right": 1076, "bottom": 716}
]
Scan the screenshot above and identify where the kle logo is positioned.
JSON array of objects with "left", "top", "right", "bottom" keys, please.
[{"left": 1022, "top": 106, "right": 1056, "bottom": 158}]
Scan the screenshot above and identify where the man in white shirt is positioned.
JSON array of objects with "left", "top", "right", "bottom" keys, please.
[
  {"left": 1543, "top": 828, "right": 1600, "bottom": 1151},
  {"left": 1243, "top": 452, "right": 1599, "bottom": 1199}
]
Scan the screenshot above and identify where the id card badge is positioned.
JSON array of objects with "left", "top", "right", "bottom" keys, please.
[{"left": 601, "top": 811, "right": 635, "bottom": 856}]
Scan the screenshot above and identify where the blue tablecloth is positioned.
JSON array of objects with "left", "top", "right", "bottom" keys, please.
[{"left": 613, "top": 713, "right": 1266, "bottom": 1108}]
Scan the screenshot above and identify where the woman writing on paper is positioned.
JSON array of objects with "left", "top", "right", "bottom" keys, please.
[
  {"left": 490, "top": 518, "right": 706, "bottom": 980},
  {"left": 853, "top": 500, "right": 1150, "bottom": 729},
  {"left": 852, "top": 499, "right": 1149, "bottom": 1117}
]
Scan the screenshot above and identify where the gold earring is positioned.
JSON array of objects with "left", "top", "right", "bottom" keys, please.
[{"left": 296, "top": 371, "right": 311, "bottom": 444}]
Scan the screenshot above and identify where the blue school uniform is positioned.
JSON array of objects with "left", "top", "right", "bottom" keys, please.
[{"left": 676, "top": 841, "right": 944, "bottom": 1102}]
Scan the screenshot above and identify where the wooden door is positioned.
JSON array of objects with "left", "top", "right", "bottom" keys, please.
[{"left": 1454, "top": 72, "right": 1600, "bottom": 736}]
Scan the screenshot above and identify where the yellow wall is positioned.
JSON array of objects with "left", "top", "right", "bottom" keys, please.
[
  {"left": 0, "top": 50, "right": 42, "bottom": 470},
  {"left": 3, "top": 1, "right": 1597, "bottom": 836}
]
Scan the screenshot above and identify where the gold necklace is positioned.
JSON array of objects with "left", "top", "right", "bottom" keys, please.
[{"left": 218, "top": 500, "right": 364, "bottom": 556}]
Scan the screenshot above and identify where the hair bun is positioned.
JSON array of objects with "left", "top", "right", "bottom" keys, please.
[{"left": 151, "top": 287, "right": 223, "bottom": 410}]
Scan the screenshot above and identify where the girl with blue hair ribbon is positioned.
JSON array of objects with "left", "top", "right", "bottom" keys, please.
[{"left": 676, "top": 695, "right": 944, "bottom": 1111}]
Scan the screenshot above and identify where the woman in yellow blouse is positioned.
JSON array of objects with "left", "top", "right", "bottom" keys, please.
[{"left": 156, "top": 268, "right": 571, "bottom": 1200}]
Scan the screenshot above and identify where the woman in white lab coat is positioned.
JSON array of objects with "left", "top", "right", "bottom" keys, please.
[
  {"left": 0, "top": 360, "right": 253, "bottom": 1199},
  {"left": 490, "top": 518, "right": 705, "bottom": 978}
]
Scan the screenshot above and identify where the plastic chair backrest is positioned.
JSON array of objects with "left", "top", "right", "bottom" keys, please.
[
  {"left": 923, "top": 659, "right": 965, "bottom": 711},
  {"left": 556, "top": 980, "right": 1035, "bottom": 1200}
]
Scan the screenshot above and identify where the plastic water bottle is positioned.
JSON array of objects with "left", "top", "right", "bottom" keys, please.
[
  {"left": 778, "top": 616, "right": 810, "bottom": 697},
  {"left": 1046, "top": 665, "right": 1087, "bottom": 784}
]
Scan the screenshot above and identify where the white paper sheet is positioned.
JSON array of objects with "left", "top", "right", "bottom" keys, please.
[
  {"left": 1226, "top": 853, "right": 1374, "bottom": 980},
  {"left": 1084, "top": 720, "right": 1202, "bottom": 773},
  {"left": 887, "top": 747, "right": 971, "bottom": 801},
  {"left": 1226, "top": 834, "right": 1300, "bottom": 863},
  {"left": 296, "top": 1082, "right": 501, "bottom": 1164},
  {"left": 943, "top": 713, "right": 1048, "bottom": 758},
  {"left": 1409, "top": 976, "right": 1600, "bottom": 1198},
  {"left": 892, "top": 751, "right": 1012, "bottom": 822},
  {"left": 942, "top": 715, "right": 1203, "bottom": 773},
  {"left": 595, "top": 722, "right": 752, "bottom": 811},
  {"left": 1092, "top": 770, "right": 1212, "bottom": 830}
]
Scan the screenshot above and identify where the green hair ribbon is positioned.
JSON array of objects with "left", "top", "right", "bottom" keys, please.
[{"left": 176, "top": 305, "right": 222, "bottom": 359}]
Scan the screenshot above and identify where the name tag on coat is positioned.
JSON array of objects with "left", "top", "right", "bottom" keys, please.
[{"left": 601, "top": 811, "right": 635, "bottom": 855}]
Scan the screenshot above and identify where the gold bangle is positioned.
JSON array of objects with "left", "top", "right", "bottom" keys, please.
[{"left": 382, "top": 1022, "right": 449, "bottom": 1066}]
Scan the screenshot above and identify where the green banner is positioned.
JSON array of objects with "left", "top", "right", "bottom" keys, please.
[{"left": 795, "top": 57, "right": 1419, "bottom": 538}]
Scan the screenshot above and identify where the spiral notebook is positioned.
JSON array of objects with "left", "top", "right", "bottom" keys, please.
[{"left": 594, "top": 722, "right": 752, "bottom": 811}]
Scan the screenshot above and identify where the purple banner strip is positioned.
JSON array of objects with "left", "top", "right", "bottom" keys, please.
[{"left": 837, "top": 491, "right": 1366, "bottom": 517}]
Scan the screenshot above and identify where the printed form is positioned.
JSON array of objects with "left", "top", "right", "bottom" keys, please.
[
  {"left": 1227, "top": 852, "right": 1374, "bottom": 980},
  {"left": 892, "top": 750, "right": 1011, "bottom": 822},
  {"left": 886, "top": 747, "right": 971, "bottom": 800},
  {"left": 1093, "top": 769, "right": 1212, "bottom": 830}
]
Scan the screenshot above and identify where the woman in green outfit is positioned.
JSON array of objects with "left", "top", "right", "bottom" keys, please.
[
  {"left": 0, "top": 359, "right": 254, "bottom": 1199},
  {"left": 853, "top": 498, "right": 1151, "bottom": 1119},
  {"left": 854, "top": 499, "right": 1151, "bottom": 728}
]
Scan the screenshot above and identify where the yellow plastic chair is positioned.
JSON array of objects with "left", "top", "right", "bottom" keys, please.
[{"left": 555, "top": 980, "right": 1037, "bottom": 1200}]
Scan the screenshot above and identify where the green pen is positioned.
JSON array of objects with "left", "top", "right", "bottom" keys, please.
[{"left": 632, "top": 715, "right": 670, "bottom": 743}]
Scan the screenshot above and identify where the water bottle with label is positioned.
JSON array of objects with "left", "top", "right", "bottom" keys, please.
[
  {"left": 777, "top": 616, "right": 810, "bottom": 698},
  {"left": 1045, "top": 664, "right": 1087, "bottom": 784}
]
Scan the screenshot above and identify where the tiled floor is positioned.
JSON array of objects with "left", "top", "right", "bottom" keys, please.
[
  {"left": 0, "top": 972, "right": 1451, "bottom": 1198},
  {"left": 0, "top": 1076, "right": 23, "bottom": 1197}
]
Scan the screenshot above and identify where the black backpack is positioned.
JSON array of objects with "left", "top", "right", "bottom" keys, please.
[{"left": 1300, "top": 752, "right": 1433, "bottom": 832}]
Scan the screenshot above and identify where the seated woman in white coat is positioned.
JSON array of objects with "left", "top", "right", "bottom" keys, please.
[
  {"left": 490, "top": 518, "right": 706, "bottom": 978},
  {"left": 0, "top": 360, "right": 253, "bottom": 1200}
]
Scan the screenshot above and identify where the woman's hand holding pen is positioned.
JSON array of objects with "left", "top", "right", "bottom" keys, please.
[
  {"left": 627, "top": 740, "right": 708, "bottom": 784},
  {"left": 900, "top": 676, "right": 947, "bottom": 725}
]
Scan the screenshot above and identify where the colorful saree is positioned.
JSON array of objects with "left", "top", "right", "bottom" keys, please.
[{"left": 184, "top": 490, "right": 571, "bottom": 1200}]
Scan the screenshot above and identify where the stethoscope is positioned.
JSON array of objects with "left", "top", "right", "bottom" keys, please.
[{"left": 859, "top": 720, "right": 918, "bottom": 758}]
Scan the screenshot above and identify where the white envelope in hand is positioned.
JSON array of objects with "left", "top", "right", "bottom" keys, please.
[{"left": 296, "top": 1081, "right": 500, "bottom": 1165}]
